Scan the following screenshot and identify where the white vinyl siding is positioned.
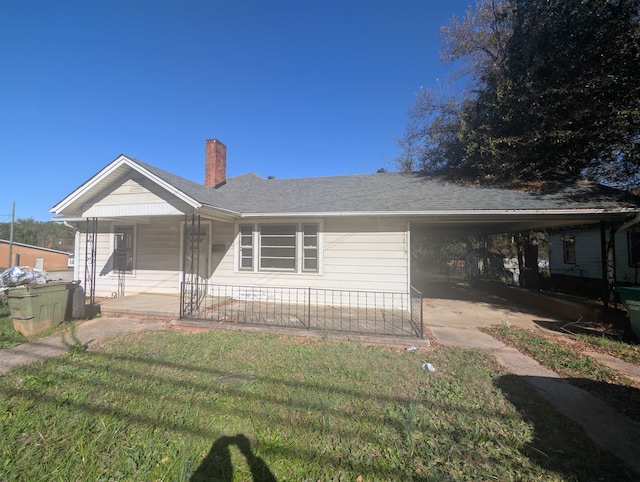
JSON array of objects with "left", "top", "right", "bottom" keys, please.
[
  {"left": 83, "top": 177, "right": 190, "bottom": 217},
  {"left": 550, "top": 228, "right": 640, "bottom": 284},
  {"left": 75, "top": 217, "right": 182, "bottom": 297},
  {"left": 217, "top": 217, "right": 409, "bottom": 293},
  {"left": 73, "top": 216, "right": 410, "bottom": 297}
]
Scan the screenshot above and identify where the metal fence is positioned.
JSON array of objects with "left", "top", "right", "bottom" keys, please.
[{"left": 180, "top": 283, "right": 424, "bottom": 339}]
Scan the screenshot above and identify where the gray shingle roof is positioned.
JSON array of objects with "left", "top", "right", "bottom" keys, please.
[{"left": 130, "top": 157, "right": 640, "bottom": 214}]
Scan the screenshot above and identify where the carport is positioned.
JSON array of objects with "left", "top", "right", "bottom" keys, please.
[{"left": 408, "top": 197, "right": 640, "bottom": 309}]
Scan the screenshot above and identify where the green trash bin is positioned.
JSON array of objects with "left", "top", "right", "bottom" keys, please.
[
  {"left": 6, "top": 282, "right": 71, "bottom": 336},
  {"left": 614, "top": 286, "right": 640, "bottom": 340}
]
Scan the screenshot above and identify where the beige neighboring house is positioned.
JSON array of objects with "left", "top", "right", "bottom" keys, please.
[
  {"left": 50, "top": 139, "right": 640, "bottom": 305},
  {"left": 0, "top": 239, "right": 72, "bottom": 280}
]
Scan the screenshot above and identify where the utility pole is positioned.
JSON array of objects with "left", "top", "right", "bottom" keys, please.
[{"left": 8, "top": 202, "right": 14, "bottom": 267}]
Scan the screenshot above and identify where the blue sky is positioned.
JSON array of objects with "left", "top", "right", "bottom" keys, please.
[{"left": 0, "top": 0, "right": 471, "bottom": 222}]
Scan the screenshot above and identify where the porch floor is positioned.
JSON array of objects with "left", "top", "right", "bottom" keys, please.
[{"left": 98, "top": 294, "right": 180, "bottom": 318}]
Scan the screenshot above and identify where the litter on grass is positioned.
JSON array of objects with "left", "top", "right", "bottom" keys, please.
[
  {"left": 405, "top": 345, "right": 417, "bottom": 351},
  {"left": 422, "top": 362, "right": 436, "bottom": 372}
]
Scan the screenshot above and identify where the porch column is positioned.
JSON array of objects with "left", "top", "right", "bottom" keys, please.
[{"left": 600, "top": 221, "right": 616, "bottom": 308}]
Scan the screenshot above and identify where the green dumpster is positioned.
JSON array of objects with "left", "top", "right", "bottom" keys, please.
[
  {"left": 6, "top": 282, "right": 71, "bottom": 336},
  {"left": 614, "top": 286, "right": 640, "bottom": 340}
]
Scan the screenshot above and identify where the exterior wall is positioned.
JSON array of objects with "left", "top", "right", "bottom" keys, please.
[
  {"left": 210, "top": 216, "right": 410, "bottom": 294},
  {"left": 549, "top": 229, "right": 602, "bottom": 279},
  {"left": 74, "top": 215, "right": 411, "bottom": 298},
  {"left": 0, "top": 240, "right": 70, "bottom": 271},
  {"left": 549, "top": 227, "right": 640, "bottom": 284},
  {"left": 75, "top": 216, "right": 183, "bottom": 297}
]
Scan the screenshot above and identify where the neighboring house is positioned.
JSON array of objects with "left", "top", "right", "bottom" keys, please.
[
  {"left": 0, "top": 239, "right": 70, "bottom": 272},
  {"left": 466, "top": 248, "right": 520, "bottom": 285},
  {"left": 550, "top": 224, "right": 640, "bottom": 296},
  {"left": 50, "top": 139, "right": 640, "bottom": 305}
]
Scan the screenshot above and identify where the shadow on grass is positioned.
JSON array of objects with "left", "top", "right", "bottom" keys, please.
[
  {"left": 495, "top": 374, "right": 640, "bottom": 481},
  {"left": 190, "top": 434, "right": 277, "bottom": 482}
]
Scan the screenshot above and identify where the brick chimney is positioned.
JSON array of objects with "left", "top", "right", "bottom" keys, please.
[{"left": 205, "top": 139, "right": 227, "bottom": 187}]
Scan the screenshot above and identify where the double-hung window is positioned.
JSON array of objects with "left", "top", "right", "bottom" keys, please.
[{"left": 238, "top": 223, "right": 319, "bottom": 273}]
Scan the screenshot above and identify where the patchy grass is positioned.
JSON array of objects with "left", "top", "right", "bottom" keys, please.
[
  {"left": 0, "top": 329, "right": 635, "bottom": 480},
  {"left": 486, "top": 325, "right": 640, "bottom": 422},
  {"left": 572, "top": 332, "right": 640, "bottom": 365},
  {"left": 0, "top": 296, "right": 26, "bottom": 349}
]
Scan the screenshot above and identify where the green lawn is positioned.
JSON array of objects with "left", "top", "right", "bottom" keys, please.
[
  {"left": 0, "top": 296, "right": 27, "bottom": 349},
  {"left": 0, "top": 330, "right": 635, "bottom": 481}
]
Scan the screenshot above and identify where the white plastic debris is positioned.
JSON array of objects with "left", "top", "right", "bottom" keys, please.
[
  {"left": 405, "top": 345, "right": 417, "bottom": 351},
  {"left": 422, "top": 362, "right": 436, "bottom": 372},
  {"left": 0, "top": 266, "right": 47, "bottom": 287}
]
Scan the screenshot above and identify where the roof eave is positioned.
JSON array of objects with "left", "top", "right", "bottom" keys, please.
[{"left": 238, "top": 207, "right": 640, "bottom": 218}]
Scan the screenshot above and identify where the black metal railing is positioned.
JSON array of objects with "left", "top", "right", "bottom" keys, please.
[{"left": 180, "top": 283, "right": 424, "bottom": 339}]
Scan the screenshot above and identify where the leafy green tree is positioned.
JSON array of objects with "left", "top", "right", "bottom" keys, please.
[
  {"left": 398, "top": 0, "right": 640, "bottom": 190},
  {"left": 0, "top": 219, "right": 75, "bottom": 252}
]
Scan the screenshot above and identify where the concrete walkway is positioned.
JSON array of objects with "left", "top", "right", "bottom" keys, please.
[
  {"left": 0, "top": 317, "right": 164, "bottom": 375},
  {"left": 424, "top": 285, "right": 640, "bottom": 476}
]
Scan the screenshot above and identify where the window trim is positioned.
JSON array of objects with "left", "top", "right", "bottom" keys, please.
[
  {"left": 302, "top": 223, "right": 319, "bottom": 272},
  {"left": 239, "top": 224, "right": 254, "bottom": 271},
  {"left": 236, "top": 221, "right": 322, "bottom": 274},
  {"left": 110, "top": 223, "right": 136, "bottom": 274}
]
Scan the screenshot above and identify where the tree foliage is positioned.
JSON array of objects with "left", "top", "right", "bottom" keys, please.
[
  {"left": 398, "top": 0, "right": 640, "bottom": 189},
  {"left": 0, "top": 219, "right": 75, "bottom": 252}
]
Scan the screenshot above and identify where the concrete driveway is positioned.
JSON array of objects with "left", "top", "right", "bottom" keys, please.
[{"left": 421, "top": 281, "right": 556, "bottom": 348}]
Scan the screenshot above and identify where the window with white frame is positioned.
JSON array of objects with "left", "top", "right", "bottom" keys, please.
[
  {"left": 239, "top": 224, "right": 254, "bottom": 270},
  {"left": 113, "top": 225, "right": 135, "bottom": 272},
  {"left": 238, "top": 223, "right": 319, "bottom": 273},
  {"left": 302, "top": 223, "right": 318, "bottom": 271}
]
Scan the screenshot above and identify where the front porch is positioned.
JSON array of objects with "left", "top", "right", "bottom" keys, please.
[{"left": 97, "top": 283, "right": 425, "bottom": 340}]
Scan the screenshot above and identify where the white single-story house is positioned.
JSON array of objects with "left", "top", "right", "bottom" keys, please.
[
  {"left": 549, "top": 221, "right": 640, "bottom": 294},
  {"left": 50, "top": 139, "right": 640, "bottom": 319}
]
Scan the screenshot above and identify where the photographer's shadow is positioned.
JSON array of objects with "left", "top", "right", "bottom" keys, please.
[{"left": 190, "top": 434, "right": 277, "bottom": 482}]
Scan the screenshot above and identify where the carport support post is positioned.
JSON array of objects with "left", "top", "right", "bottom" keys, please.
[{"left": 600, "top": 221, "right": 616, "bottom": 309}]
